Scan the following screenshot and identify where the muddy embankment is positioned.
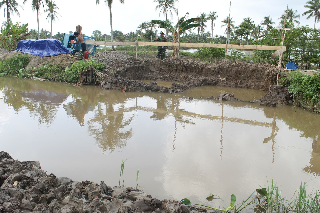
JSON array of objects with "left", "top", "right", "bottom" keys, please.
[
  {"left": 92, "top": 51, "right": 292, "bottom": 107},
  {"left": 0, "top": 152, "right": 217, "bottom": 213}
]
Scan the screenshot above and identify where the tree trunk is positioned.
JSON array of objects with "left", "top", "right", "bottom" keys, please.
[
  {"left": 109, "top": 5, "right": 115, "bottom": 50},
  {"left": 50, "top": 17, "right": 53, "bottom": 38},
  {"left": 165, "top": 13, "right": 168, "bottom": 37},
  {"left": 37, "top": 9, "right": 40, "bottom": 40},
  {"left": 211, "top": 20, "right": 214, "bottom": 42},
  {"left": 6, "top": 0, "right": 10, "bottom": 22}
]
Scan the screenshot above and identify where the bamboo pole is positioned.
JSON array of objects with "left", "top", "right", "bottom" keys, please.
[
  {"left": 277, "top": 5, "right": 289, "bottom": 85},
  {"left": 225, "top": 1, "right": 231, "bottom": 60}
]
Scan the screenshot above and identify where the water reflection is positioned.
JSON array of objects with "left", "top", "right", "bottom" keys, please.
[{"left": 1, "top": 77, "right": 320, "bottom": 207}]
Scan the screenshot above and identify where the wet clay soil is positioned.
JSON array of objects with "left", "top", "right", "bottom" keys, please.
[
  {"left": 0, "top": 152, "right": 217, "bottom": 213},
  {"left": 93, "top": 51, "right": 292, "bottom": 107}
]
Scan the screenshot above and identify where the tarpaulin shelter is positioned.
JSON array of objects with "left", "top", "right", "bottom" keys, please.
[{"left": 16, "top": 39, "right": 70, "bottom": 57}]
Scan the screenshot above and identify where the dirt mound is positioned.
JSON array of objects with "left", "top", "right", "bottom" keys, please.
[
  {"left": 0, "top": 50, "right": 80, "bottom": 70},
  {"left": 96, "top": 52, "right": 278, "bottom": 94},
  {"left": 260, "top": 85, "right": 293, "bottom": 107},
  {"left": 0, "top": 48, "right": 10, "bottom": 58},
  {"left": 0, "top": 152, "right": 216, "bottom": 212},
  {"left": 25, "top": 54, "right": 80, "bottom": 70}
]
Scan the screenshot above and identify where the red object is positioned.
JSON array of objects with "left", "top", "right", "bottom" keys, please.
[{"left": 84, "top": 51, "right": 89, "bottom": 59}]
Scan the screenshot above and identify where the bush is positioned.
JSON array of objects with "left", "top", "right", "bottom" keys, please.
[
  {"left": 27, "top": 64, "right": 65, "bottom": 81},
  {"left": 195, "top": 47, "right": 225, "bottom": 61},
  {"left": 280, "top": 71, "right": 320, "bottom": 112},
  {"left": 64, "top": 59, "right": 105, "bottom": 83},
  {"left": 0, "top": 54, "right": 29, "bottom": 77},
  {"left": 0, "top": 21, "right": 29, "bottom": 50}
]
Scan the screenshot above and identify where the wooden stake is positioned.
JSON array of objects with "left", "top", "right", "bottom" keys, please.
[
  {"left": 225, "top": 1, "right": 231, "bottom": 60},
  {"left": 277, "top": 5, "right": 288, "bottom": 85}
]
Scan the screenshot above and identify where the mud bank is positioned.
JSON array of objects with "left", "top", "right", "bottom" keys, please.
[
  {"left": 94, "top": 52, "right": 292, "bottom": 107},
  {"left": 0, "top": 152, "right": 218, "bottom": 213}
]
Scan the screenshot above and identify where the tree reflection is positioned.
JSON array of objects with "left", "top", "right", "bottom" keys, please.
[
  {"left": 87, "top": 102, "right": 134, "bottom": 152},
  {"left": 2, "top": 88, "right": 62, "bottom": 125}
]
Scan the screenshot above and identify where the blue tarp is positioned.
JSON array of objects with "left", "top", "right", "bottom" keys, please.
[
  {"left": 16, "top": 39, "right": 70, "bottom": 57},
  {"left": 285, "top": 62, "right": 298, "bottom": 70}
]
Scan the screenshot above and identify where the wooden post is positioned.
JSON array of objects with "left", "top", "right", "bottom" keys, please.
[
  {"left": 225, "top": 1, "right": 231, "bottom": 60},
  {"left": 104, "top": 35, "right": 107, "bottom": 52},
  {"left": 136, "top": 40, "right": 138, "bottom": 59},
  {"left": 277, "top": 5, "right": 288, "bottom": 85}
]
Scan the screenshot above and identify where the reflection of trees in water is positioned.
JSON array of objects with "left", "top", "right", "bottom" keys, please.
[
  {"left": 87, "top": 103, "right": 134, "bottom": 152},
  {"left": 304, "top": 136, "right": 320, "bottom": 175},
  {"left": 64, "top": 98, "right": 94, "bottom": 126},
  {"left": 2, "top": 88, "right": 58, "bottom": 125}
]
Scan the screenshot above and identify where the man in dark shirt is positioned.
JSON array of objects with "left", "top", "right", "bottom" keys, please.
[{"left": 155, "top": 31, "right": 167, "bottom": 60}]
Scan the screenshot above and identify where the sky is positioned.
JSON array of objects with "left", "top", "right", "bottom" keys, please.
[{"left": 0, "top": 0, "right": 316, "bottom": 37}]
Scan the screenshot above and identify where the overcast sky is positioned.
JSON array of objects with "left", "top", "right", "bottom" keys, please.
[{"left": 1, "top": 0, "right": 316, "bottom": 37}]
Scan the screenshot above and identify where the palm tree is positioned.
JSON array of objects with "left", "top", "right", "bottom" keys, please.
[
  {"left": 197, "top": 13, "right": 208, "bottom": 41},
  {"left": 95, "top": 0, "right": 124, "bottom": 50},
  {"left": 0, "top": 0, "right": 20, "bottom": 22},
  {"left": 154, "top": 0, "right": 178, "bottom": 37},
  {"left": 251, "top": 24, "right": 263, "bottom": 41},
  {"left": 24, "top": 0, "right": 49, "bottom": 40},
  {"left": 208, "top": 11, "right": 218, "bottom": 41},
  {"left": 151, "top": 13, "right": 200, "bottom": 56},
  {"left": 45, "top": 0, "right": 59, "bottom": 38},
  {"left": 303, "top": 0, "right": 320, "bottom": 28},
  {"left": 137, "top": 21, "right": 150, "bottom": 40},
  {"left": 221, "top": 16, "right": 234, "bottom": 36},
  {"left": 279, "top": 8, "right": 300, "bottom": 28},
  {"left": 261, "top": 16, "right": 274, "bottom": 31}
]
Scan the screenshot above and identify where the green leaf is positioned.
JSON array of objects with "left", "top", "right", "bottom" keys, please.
[
  {"left": 206, "top": 194, "right": 218, "bottom": 201},
  {"left": 256, "top": 188, "right": 268, "bottom": 197},
  {"left": 230, "top": 194, "right": 236, "bottom": 207},
  {"left": 181, "top": 198, "right": 191, "bottom": 205}
]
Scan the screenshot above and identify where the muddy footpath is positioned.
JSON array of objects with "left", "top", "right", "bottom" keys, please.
[{"left": 0, "top": 50, "right": 293, "bottom": 212}]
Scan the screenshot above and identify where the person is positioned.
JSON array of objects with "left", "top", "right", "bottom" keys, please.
[
  {"left": 154, "top": 31, "right": 167, "bottom": 60},
  {"left": 74, "top": 31, "right": 87, "bottom": 59}
]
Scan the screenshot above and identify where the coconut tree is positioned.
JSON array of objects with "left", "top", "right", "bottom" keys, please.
[
  {"left": 44, "top": 0, "right": 59, "bottom": 38},
  {"left": 137, "top": 21, "right": 150, "bottom": 39},
  {"left": 154, "top": 0, "right": 178, "bottom": 37},
  {"left": 23, "top": 0, "right": 49, "bottom": 40},
  {"left": 197, "top": 12, "right": 208, "bottom": 41},
  {"left": 95, "top": 0, "right": 125, "bottom": 50},
  {"left": 151, "top": 13, "right": 200, "bottom": 56},
  {"left": 303, "top": 0, "right": 320, "bottom": 28},
  {"left": 208, "top": 11, "right": 218, "bottom": 41},
  {"left": 0, "top": 0, "right": 20, "bottom": 22},
  {"left": 261, "top": 16, "right": 275, "bottom": 31},
  {"left": 279, "top": 8, "right": 300, "bottom": 28}
]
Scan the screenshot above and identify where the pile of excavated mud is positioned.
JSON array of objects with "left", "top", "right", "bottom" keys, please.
[
  {"left": 96, "top": 52, "right": 278, "bottom": 93},
  {"left": 0, "top": 49, "right": 80, "bottom": 70},
  {"left": 93, "top": 51, "right": 291, "bottom": 107},
  {"left": 0, "top": 152, "right": 217, "bottom": 213}
]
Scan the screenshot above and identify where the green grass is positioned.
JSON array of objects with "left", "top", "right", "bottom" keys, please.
[{"left": 181, "top": 181, "right": 320, "bottom": 212}]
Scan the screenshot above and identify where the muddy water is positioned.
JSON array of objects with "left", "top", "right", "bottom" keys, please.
[{"left": 1, "top": 77, "right": 320, "bottom": 208}]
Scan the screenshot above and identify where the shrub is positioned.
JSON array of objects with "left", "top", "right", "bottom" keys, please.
[
  {"left": 0, "top": 54, "right": 29, "bottom": 77},
  {"left": 64, "top": 59, "right": 105, "bottom": 83},
  {"left": 280, "top": 71, "right": 320, "bottom": 112}
]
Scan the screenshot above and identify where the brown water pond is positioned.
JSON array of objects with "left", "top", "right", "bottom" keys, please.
[{"left": 1, "top": 77, "right": 320, "bottom": 208}]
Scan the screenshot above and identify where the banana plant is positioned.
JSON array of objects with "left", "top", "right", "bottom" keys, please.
[{"left": 151, "top": 13, "right": 200, "bottom": 57}]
